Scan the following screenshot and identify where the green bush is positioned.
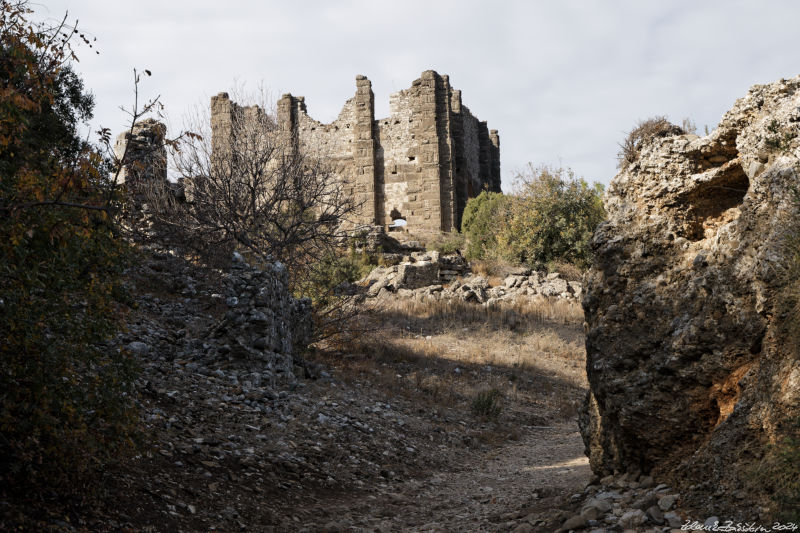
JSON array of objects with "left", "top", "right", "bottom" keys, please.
[
  {"left": 429, "top": 232, "right": 466, "bottom": 255},
  {"left": 461, "top": 165, "right": 605, "bottom": 270},
  {"left": 0, "top": 1, "right": 136, "bottom": 498},
  {"left": 293, "top": 246, "right": 374, "bottom": 343},
  {"left": 296, "top": 249, "right": 373, "bottom": 306},
  {"left": 501, "top": 165, "right": 605, "bottom": 269},
  {"left": 461, "top": 190, "right": 513, "bottom": 260}
]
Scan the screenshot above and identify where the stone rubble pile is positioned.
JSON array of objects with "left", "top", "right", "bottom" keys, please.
[
  {"left": 554, "top": 474, "right": 688, "bottom": 533},
  {"left": 361, "top": 250, "right": 468, "bottom": 297},
  {"left": 508, "top": 472, "right": 734, "bottom": 533},
  {"left": 360, "top": 252, "right": 582, "bottom": 304},
  {"left": 105, "top": 248, "right": 485, "bottom": 530},
  {"left": 205, "top": 252, "right": 312, "bottom": 380}
]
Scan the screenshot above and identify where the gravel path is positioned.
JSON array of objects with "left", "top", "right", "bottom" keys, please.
[{"left": 307, "top": 423, "right": 590, "bottom": 532}]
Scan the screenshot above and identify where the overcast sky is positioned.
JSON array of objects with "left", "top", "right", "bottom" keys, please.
[{"left": 37, "top": 0, "right": 800, "bottom": 188}]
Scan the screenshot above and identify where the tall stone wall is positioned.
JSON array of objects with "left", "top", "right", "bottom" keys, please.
[
  {"left": 378, "top": 70, "right": 448, "bottom": 232},
  {"left": 212, "top": 70, "right": 500, "bottom": 233},
  {"left": 449, "top": 89, "right": 497, "bottom": 230}
]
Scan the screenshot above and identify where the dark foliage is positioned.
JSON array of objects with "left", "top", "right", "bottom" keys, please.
[{"left": 0, "top": 1, "right": 137, "bottom": 514}]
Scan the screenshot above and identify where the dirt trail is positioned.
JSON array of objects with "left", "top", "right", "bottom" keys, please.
[
  {"left": 56, "top": 256, "right": 592, "bottom": 532},
  {"left": 312, "top": 422, "right": 590, "bottom": 532}
]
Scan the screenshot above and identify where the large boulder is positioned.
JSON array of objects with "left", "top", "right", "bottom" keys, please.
[{"left": 580, "top": 75, "right": 800, "bottom": 515}]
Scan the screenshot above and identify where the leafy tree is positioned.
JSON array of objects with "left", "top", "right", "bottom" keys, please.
[
  {"left": 501, "top": 164, "right": 605, "bottom": 269},
  {"left": 0, "top": 0, "right": 136, "bottom": 504}
]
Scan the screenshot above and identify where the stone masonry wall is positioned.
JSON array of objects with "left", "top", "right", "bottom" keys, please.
[
  {"left": 212, "top": 70, "right": 500, "bottom": 233},
  {"left": 379, "top": 71, "right": 445, "bottom": 232},
  {"left": 379, "top": 88, "right": 415, "bottom": 225},
  {"left": 450, "top": 91, "right": 487, "bottom": 230}
]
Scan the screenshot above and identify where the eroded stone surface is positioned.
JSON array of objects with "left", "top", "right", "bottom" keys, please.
[
  {"left": 580, "top": 74, "right": 800, "bottom": 517},
  {"left": 114, "top": 118, "right": 167, "bottom": 187}
]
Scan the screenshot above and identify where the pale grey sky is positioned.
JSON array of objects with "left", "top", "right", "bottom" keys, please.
[{"left": 37, "top": 0, "right": 800, "bottom": 187}]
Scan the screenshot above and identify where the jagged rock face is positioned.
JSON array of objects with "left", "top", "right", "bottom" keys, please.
[{"left": 579, "top": 75, "right": 800, "bottom": 499}]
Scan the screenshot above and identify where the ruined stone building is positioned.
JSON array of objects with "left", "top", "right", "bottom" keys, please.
[
  {"left": 113, "top": 118, "right": 167, "bottom": 187},
  {"left": 211, "top": 70, "right": 501, "bottom": 233}
]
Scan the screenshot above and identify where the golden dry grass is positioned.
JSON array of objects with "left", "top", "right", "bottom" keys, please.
[
  {"left": 316, "top": 294, "right": 587, "bottom": 425},
  {"left": 469, "top": 258, "right": 519, "bottom": 279},
  {"left": 369, "top": 295, "right": 584, "bottom": 328}
]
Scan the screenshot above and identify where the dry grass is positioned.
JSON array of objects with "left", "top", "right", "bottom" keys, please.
[
  {"left": 369, "top": 295, "right": 584, "bottom": 329},
  {"left": 315, "top": 294, "right": 587, "bottom": 427},
  {"left": 545, "top": 260, "right": 585, "bottom": 282},
  {"left": 469, "top": 258, "right": 520, "bottom": 279},
  {"left": 618, "top": 116, "right": 685, "bottom": 170}
]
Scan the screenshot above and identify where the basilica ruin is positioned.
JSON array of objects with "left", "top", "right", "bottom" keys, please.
[{"left": 211, "top": 70, "right": 501, "bottom": 233}]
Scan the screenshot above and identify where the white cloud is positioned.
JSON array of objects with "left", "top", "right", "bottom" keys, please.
[{"left": 37, "top": 0, "right": 800, "bottom": 187}]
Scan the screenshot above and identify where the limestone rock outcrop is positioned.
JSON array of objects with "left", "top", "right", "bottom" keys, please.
[{"left": 580, "top": 75, "right": 800, "bottom": 515}]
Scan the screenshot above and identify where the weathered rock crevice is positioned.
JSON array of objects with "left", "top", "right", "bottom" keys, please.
[{"left": 683, "top": 159, "right": 749, "bottom": 241}]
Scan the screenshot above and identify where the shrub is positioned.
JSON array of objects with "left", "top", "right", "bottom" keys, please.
[
  {"left": 750, "top": 418, "right": 800, "bottom": 521},
  {"left": 471, "top": 388, "right": 503, "bottom": 419},
  {"left": 618, "top": 116, "right": 685, "bottom": 170},
  {"left": 765, "top": 119, "right": 798, "bottom": 153},
  {"left": 429, "top": 232, "right": 466, "bottom": 255},
  {"left": 293, "top": 247, "right": 374, "bottom": 344},
  {"left": 461, "top": 190, "right": 513, "bottom": 260},
  {"left": 297, "top": 249, "right": 372, "bottom": 305},
  {"left": 0, "top": 1, "right": 136, "bottom": 500},
  {"left": 501, "top": 165, "right": 605, "bottom": 269},
  {"left": 462, "top": 167, "right": 604, "bottom": 271}
]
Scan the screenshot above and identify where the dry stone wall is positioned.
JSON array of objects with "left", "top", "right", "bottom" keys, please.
[{"left": 212, "top": 70, "right": 500, "bottom": 234}]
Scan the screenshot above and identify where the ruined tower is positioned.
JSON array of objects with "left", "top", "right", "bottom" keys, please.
[
  {"left": 211, "top": 70, "right": 500, "bottom": 233},
  {"left": 113, "top": 118, "right": 167, "bottom": 188}
]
